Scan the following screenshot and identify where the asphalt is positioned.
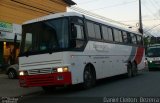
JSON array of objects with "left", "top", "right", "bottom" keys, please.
[
  {"left": 1, "top": 70, "right": 160, "bottom": 103},
  {"left": 0, "top": 74, "right": 41, "bottom": 97},
  {"left": 18, "top": 71, "right": 160, "bottom": 103}
]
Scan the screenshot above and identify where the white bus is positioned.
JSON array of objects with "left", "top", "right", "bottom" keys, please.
[{"left": 19, "top": 12, "right": 145, "bottom": 91}]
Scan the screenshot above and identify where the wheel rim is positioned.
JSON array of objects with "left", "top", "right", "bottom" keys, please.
[
  {"left": 84, "top": 69, "right": 93, "bottom": 87},
  {"left": 8, "top": 71, "right": 15, "bottom": 79}
]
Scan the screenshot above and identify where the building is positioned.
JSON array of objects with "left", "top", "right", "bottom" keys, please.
[
  {"left": 0, "top": 22, "right": 21, "bottom": 66},
  {"left": 0, "top": 0, "right": 76, "bottom": 67}
]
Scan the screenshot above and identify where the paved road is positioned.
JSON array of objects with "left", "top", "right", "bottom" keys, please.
[
  {"left": 0, "top": 74, "right": 41, "bottom": 97},
  {"left": 18, "top": 71, "right": 160, "bottom": 103}
]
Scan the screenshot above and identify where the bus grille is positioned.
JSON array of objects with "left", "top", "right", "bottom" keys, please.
[{"left": 28, "top": 68, "right": 52, "bottom": 75}]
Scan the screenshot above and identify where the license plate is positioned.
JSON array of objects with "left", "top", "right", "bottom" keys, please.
[
  {"left": 155, "top": 62, "right": 160, "bottom": 64},
  {"left": 153, "top": 58, "right": 159, "bottom": 61}
]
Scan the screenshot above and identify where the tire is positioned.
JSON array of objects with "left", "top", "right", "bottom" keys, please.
[
  {"left": 8, "top": 69, "right": 17, "bottom": 79},
  {"left": 132, "top": 62, "right": 138, "bottom": 77},
  {"left": 149, "top": 68, "right": 153, "bottom": 71},
  {"left": 42, "top": 86, "right": 56, "bottom": 92},
  {"left": 82, "top": 65, "right": 96, "bottom": 89},
  {"left": 127, "top": 63, "right": 132, "bottom": 78}
]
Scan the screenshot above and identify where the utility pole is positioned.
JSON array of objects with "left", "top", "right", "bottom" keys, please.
[{"left": 139, "top": 0, "right": 143, "bottom": 35}]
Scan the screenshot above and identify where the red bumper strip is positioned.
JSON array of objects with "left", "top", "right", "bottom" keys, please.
[{"left": 19, "top": 72, "right": 72, "bottom": 87}]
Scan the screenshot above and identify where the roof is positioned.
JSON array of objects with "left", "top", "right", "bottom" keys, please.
[
  {"left": 0, "top": 0, "right": 76, "bottom": 24},
  {"left": 63, "top": 0, "right": 76, "bottom": 5},
  {"left": 23, "top": 12, "right": 83, "bottom": 24}
]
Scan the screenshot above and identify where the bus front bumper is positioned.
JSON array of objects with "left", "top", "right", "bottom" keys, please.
[
  {"left": 19, "top": 72, "right": 72, "bottom": 87},
  {"left": 148, "top": 62, "right": 160, "bottom": 69}
]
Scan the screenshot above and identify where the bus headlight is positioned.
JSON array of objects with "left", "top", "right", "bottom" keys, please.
[
  {"left": 57, "top": 68, "right": 63, "bottom": 72},
  {"left": 19, "top": 71, "right": 28, "bottom": 76},
  {"left": 56, "top": 67, "right": 69, "bottom": 73},
  {"left": 149, "top": 61, "right": 153, "bottom": 63}
]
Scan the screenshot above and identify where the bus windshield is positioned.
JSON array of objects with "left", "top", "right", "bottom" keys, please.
[
  {"left": 20, "top": 18, "right": 69, "bottom": 54},
  {"left": 147, "top": 47, "right": 160, "bottom": 57}
]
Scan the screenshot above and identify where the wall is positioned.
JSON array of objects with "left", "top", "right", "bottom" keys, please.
[{"left": 0, "top": 42, "right": 3, "bottom": 66}]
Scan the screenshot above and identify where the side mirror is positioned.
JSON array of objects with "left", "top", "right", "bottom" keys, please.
[{"left": 71, "top": 23, "right": 77, "bottom": 39}]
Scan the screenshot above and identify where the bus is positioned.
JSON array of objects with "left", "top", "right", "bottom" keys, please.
[
  {"left": 146, "top": 44, "right": 160, "bottom": 70},
  {"left": 19, "top": 12, "right": 145, "bottom": 91}
]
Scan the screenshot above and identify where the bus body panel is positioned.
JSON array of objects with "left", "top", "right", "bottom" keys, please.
[{"left": 19, "top": 41, "right": 145, "bottom": 87}]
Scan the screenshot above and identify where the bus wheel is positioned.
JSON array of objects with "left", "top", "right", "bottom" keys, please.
[
  {"left": 132, "top": 62, "right": 138, "bottom": 77},
  {"left": 82, "top": 65, "right": 96, "bottom": 89},
  {"left": 42, "top": 86, "right": 56, "bottom": 92},
  {"left": 127, "top": 63, "right": 132, "bottom": 78}
]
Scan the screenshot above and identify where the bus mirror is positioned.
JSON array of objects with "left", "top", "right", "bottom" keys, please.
[{"left": 71, "top": 24, "right": 77, "bottom": 39}]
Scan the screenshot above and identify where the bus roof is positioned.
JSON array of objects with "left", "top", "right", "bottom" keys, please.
[{"left": 23, "top": 12, "right": 142, "bottom": 35}]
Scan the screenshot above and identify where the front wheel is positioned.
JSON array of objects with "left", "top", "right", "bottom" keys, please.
[{"left": 82, "top": 66, "right": 96, "bottom": 89}]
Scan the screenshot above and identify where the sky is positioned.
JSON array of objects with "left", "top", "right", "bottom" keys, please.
[{"left": 68, "top": 0, "right": 160, "bottom": 37}]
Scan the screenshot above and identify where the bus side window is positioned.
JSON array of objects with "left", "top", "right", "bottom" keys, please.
[
  {"left": 94, "top": 24, "right": 101, "bottom": 40},
  {"left": 102, "top": 26, "right": 113, "bottom": 41},
  {"left": 137, "top": 35, "right": 143, "bottom": 45},
  {"left": 122, "top": 31, "right": 128, "bottom": 43},
  {"left": 108, "top": 28, "right": 113, "bottom": 41},
  {"left": 131, "top": 33, "right": 137, "bottom": 45},
  {"left": 71, "top": 24, "right": 85, "bottom": 48},
  {"left": 87, "top": 21, "right": 95, "bottom": 38},
  {"left": 74, "top": 24, "right": 84, "bottom": 39},
  {"left": 113, "top": 29, "right": 119, "bottom": 42},
  {"left": 102, "top": 26, "right": 109, "bottom": 41},
  {"left": 127, "top": 33, "right": 132, "bottom": 44},
  {"left": 119, "top": 30, "right": 123, "bottom": 42},
  {"left": 113, "top": 29, "right": 122, "bottom": 42}
]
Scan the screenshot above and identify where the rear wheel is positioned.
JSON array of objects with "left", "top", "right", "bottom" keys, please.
[
  {"left": 132, "top": 62, "right": 138, "bottom": 76},
  {"left": 82, "top": 65, "right": 96, "bottom": 89},
  {"left": 127, "top": 63, "right": 132, "bottom": 78}
]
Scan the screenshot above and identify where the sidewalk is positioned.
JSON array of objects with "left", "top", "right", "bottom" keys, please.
[{"left": 0, "top": 74, "right": 42, "bottom": 97}]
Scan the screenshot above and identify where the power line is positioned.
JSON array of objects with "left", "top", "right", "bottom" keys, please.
[
  {"left": 142, "top": 2, "right": 159, "bottom": 19},
  {"left": 119, "top": 19, "right": 160, "bottom": 23},
  {"left": 89, "top": 0, "right": 137, "bottom": 11},
  {"left": 145, "top": 24, "right": 160, "bottom": 32},
  {"left": 143, "top": 26, "right": 159, "bottom": 37},
  {"left": 152, "top": 0, "right": 160, "bottom": 10},
  {"left": 77, "top": 0, "right": 104, "bottom": 5},
  {"left": 149, "top": 0, "right": 159, "bottom": 11},
  {"left": 70, "top": 6, "right": 136, "bottom": 28}
]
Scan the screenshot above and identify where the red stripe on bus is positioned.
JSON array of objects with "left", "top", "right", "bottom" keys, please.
[
  {"left": 135, "top": 47, "right": 145, "bottom": 64},
  {"left": 19, "top": 72, "right": 72, "bottom": 87}
]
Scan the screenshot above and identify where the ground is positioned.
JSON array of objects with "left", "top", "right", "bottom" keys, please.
[{"left": 0, "top": 70, "right": 160, "bottom": 103}]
